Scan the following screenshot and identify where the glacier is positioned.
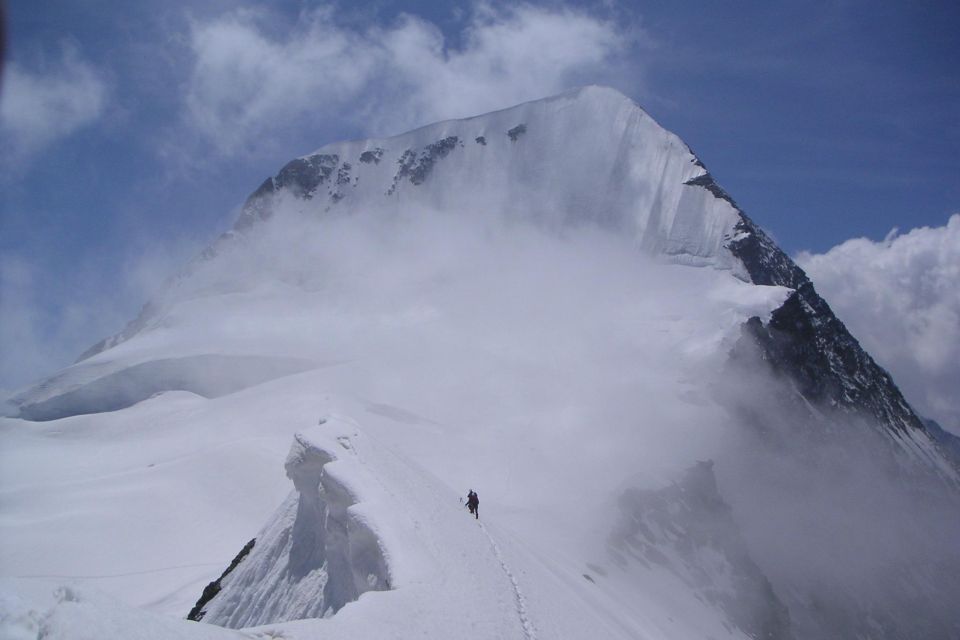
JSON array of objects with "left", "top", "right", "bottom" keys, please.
[{"left": 2, "top": 86, "right": 958, "bottom": 640}]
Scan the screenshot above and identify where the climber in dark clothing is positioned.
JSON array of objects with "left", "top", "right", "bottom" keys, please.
[{"left": 466, "top": 490, "right": 479, "bottom": 519}]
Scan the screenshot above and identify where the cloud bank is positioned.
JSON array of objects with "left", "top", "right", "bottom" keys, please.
[
  {"left": 0, "top": 239, "right": 198, "bottom": 395},
  {"left": 0, "top": 44, "right": 108, "bottom": 166},
  {"left": 0, "top": 255, "right": 106, "bottom": 394},
  {"left": 183, "top": 4, "right": 633, "bottom": 154},
  {"left": 797, "top": 214, "right": 960, "bottom": 433}
]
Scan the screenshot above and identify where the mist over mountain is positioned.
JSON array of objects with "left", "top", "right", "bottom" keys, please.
[{"left": 2, "top": 87, "right": 958, "bottom": 640}]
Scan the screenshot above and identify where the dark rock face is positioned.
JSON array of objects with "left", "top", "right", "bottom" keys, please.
[
  {"left": 611, "top": 462, "right": 794, "bottom": 640},
  {"left": 738, "top": 284, "right": 923, "bottom": 439},
  {"left": 686, "top": 172, "right": 806, "bottom": 290},
  {"left": 187, "top": 538, "right": 255, "bottom": 622},
  {"left": 248, "top": 177, "right": 276, "bottom": 200},
  {"left": 684, "top": 172, "right": 739, "bottom": 209},
  {"left": 336, "top": 162, "right": 352, "bottom": 186},
  {"left": 358, "top": 148, "right": 384, "bottom": 164},
  {"left": 408, "top": 136, "right": 460, "bottom": 185},
  {"left": 684, "top": 166, "right": 955, "bottom": 473},
  {"left": 507, "top": 124, "right": 527, "bottom": 141},
  {"left": 475, "top": 136, "right": 486, "bottom": 145},
  {"left": 728, "top": 218, "right": 807, "bottom": 291},
  {"left": 387, "top": 150, "right": 417, "bottom": 195},
  {"left": 233, "top": 154, "right": 340, "bottom": 230},
  {"left": 388, "top": 136, "right": 461, "bottom": 194},
  {"left": 233, "top": 178, "right": 277, "bottom": 232},
  {"left": 275, "top": 154, "right": 339, "bottom": 197}
]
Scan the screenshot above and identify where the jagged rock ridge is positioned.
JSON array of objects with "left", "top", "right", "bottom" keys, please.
[
  {"left": 683, "top": 170, "right": 958, "bottom": 479},
  {"left": 188, "top": 538, "right": 255, "bottom": 622}
]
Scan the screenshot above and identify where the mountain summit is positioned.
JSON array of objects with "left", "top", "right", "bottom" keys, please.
[
  {"left": 230, "top": 85, "right": 743, "bottom": 268},
  {"left": 49, "top": 86, "right": 957, "bottom": 474},
  {"left": 3, "top": 87, "right": 959, "bottom": 640}
]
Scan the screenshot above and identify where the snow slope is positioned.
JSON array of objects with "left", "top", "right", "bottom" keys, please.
[{"left": 2, "top": 86, "right": 958, "bottom": 639}]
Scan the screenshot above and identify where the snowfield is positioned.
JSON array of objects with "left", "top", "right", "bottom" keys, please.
[{"left": 2, "top": 86, "right": 958, "bottom": 639}]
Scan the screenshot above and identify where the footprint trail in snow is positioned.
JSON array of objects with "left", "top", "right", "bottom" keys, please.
[{"left": 479, "top": 521, "right": 537, "bottom": 640}]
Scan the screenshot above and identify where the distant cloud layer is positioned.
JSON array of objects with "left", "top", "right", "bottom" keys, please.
[
  {"left": 0, "top": 44, "right": 108, "bottom": 166},
  {"left": 183, "top": 4, "right": 631, "bottom": 154},
  {"left": 797, "top": 215, "right": 960, "bottom": 433},
  {"left": 0, "top": 240, "right": 194, "bottom": 394},
  {"left": 0, "top": 255, "right": 97, "bottom": 391}
]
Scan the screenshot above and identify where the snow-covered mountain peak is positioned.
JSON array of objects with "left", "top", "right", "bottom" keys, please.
[
  {"left": 230, "top": 84, "right": 739, "bottom": 272},
  {"left": 63, "top": 85, "right": 758, "bottom": 364}
]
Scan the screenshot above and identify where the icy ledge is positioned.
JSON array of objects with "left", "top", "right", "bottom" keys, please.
[{"left": 189, "top": 420, "right": 390, "bottom": 628}]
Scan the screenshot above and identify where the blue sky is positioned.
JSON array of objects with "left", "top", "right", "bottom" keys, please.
[{"left": 1, "top": 0, "right": 958, "bottom": 391}]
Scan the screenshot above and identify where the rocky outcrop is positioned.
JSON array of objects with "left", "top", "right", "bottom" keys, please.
[
  {"left": 187, "top": 539, "right": 255, "bottom": 622},
  {"left": 507, "top": 124, "right": 527, "bottom": 141},
  {"left": 387, "top": 136, "right": 462, "bottom": 194},
  {"left": 234, "top": 154, "right": 340, "bottom": 230},
  {"left": 738, "top": 284, "right": 922, "bottom": 438},
  {"left": 358, "top": 148, "right": 384, "bottom": 164}
]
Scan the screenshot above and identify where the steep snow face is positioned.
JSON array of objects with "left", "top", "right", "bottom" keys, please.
[
  {"left": 233, "top": 86, "right": 741, "bottom": 270},
  {"left": 193, "top": 430, "right": 390, "bottom": 628}
]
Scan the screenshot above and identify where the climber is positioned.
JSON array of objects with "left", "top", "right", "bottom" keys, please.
[{"left": 466, "top": 490, "right": 479, "bottom": 519}]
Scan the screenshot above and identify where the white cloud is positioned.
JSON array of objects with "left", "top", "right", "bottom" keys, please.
[
  {"left": 0, "top": 44, "right": 108, "bottom": 164},
  {"left": 182, "top": 4, "right": 633, "bottom": 154},
  {"left": 372, "top": 4, "right": 629, "bottom": 132},
  {"left": 0, "top": 238, "right": 194, "bottom": 395},
  {"left": 183, "top": 7, "right": 375, "bottom": 153},
  {"left": 797, "top": 214, "right": 960, "bottom": 433},
  {"left": 0, "top": 255, "right": 79, "bottom": 393}
]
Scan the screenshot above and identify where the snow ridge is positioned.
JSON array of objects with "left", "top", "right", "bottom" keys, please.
[{"left": 194, "top": 429, "right": 390, "bottom": 628}]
